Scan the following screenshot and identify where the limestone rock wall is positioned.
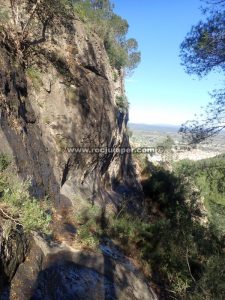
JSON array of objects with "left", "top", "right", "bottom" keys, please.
[{"left": 0, "top": 13, "right": 142, "bottom": 211}]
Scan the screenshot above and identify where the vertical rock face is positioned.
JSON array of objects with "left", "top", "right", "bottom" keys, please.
[
  {"left": 6, "top": 235, "right": 158, "bottom": 300},
  {"left": 0, "top": 5, "right": 151, "bottom": 299},
  {"left": 0, "top": 219, "right": 28, "bottom": 295},
  {"left": 0, "top": 15, "right": 142, "bottom": 211}
]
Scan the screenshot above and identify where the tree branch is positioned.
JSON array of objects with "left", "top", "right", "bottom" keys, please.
[
  {"left": 22, "top": 0, "right": 42, "bottom": 36},
  {"left": 0, "top": 207, "right": 23, "bottom": 227},
  {"left": 186, "top": 248, "right": 196, "bottom": 283}
]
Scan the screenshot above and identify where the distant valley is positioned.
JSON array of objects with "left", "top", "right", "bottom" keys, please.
[{"left": 129, "top": 123, "right": 225, "bottom": 161}]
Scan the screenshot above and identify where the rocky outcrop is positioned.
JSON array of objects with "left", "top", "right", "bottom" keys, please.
[
  {"left": 0, "top": 14, "right": 142, "bottom": 212},
  {"left": 0, "top": 3, "right": 146, "bottom": 299},
  {"left": 0, "top": 218, "right": 28, "bottom": 297},
  {"left": 5, "top": 234, "right": 157, "bottom": 300}
]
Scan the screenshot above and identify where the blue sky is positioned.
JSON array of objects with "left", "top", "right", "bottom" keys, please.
[{"left": 113, "top": 0, "right": 223, "bottom": 125}]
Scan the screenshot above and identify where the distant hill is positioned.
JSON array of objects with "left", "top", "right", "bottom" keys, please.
[{"left": 128, "top": 123, "right": 180, "bottom": 133}]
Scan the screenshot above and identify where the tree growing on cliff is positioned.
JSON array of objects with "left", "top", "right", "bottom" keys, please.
[
  {"left": 180, "top": 0, "right": 225, "bottom": 143},
  {"left": 90, "top": 0, "right": 112, "bottom": 11},
  {"left": 74, "top": 0, "right": 141, "bottom": 72},
  {"left": 104, "top": 13, "right": 141, "bottom": 73},
  {"left": 0, "top": 0, "right": 140, "bottom": 73}
]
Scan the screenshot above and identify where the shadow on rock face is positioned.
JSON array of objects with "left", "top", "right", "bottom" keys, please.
[
  {"left": 2, "top": 233, "right": 157, "bottom": 300},
  {"left": 30, "top": 261, "right": 117, "bottom": 300}
]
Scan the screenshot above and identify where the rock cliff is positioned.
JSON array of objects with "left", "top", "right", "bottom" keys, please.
[
  {"left": 0, "top": 14, "right": 142, "bottom": 211},
  {"left": 0, "top": 2, "right": 154, "bottom": 299}
]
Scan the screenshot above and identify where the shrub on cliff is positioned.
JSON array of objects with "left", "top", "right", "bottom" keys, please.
[
  {"left": 0, "top": 154, "right": 10, "bottom": 172},
  {"left": 74, "top": 0, "right": 141, "bottom": 72},
  {"left": 0, "top": 0, "right": 140, "bottom": 73},
  {"left": 175, "top": 155, "right": 225, "bottom": 235},
  {"left": 0, "top": 154, "right": 51, "bottom": 235},
  {"left": 0, "top": 176, "right": 52, "bottom": 235},
  {"left": 116, "top": 95, "right": 129, "bottom": 112}
]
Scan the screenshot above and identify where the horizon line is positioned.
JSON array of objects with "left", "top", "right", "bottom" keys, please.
[{"left": 128, "top": 122, "right": 182, "bottom": 127}]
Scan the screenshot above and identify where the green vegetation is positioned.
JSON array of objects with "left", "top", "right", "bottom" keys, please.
[
  {"left": 175, "top": 155, "right": 225, "bottom": 236},
  {"left": 160, "top": 135, "right": 175, "bottom": 150},
  {"left": 26, "top": 67, "right": 43, "bottom": 91},
  {"left": 116, "top": 95, "right": 129, "bottom": 112},
  {"left": 65, "top": 86, "right": 79, "bottom": 103},
  {"left": 180, "top": 0, "right": 225, "bottom": 142},
  {"left": 0, "top": 0, "right": 75, "bottom": 56},
  {"left": 0, "top": 154, "right": 11, "bottom": 172},
  {"left": 76, "top": 205, "right": 102, "bottom": 249},
  {"left": 0, "top": 154, "right": 51, "bottom": 235},
  {"left": 157, "top": 135, "right": 175, "bottom": 162},
  {"left": 126, "top": 161, "right": 225, "bottom": 298},
  {"left": 113, "top": 71, "right": 118, "bottom": 82},
  {"left": 74, "top": 158, "right": 225, "bottom": 299},
  {"left": 74, "top": 0, "right": 141, "bottom": 72},
  {"left": 177, "top": 5, "right": 225, "bottom": 295},
  {"left": 0, "top": 0, "right": 140, "bottom": 73}
]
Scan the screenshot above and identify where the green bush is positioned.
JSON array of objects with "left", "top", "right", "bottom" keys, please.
[
  {"left": 140, "top": 163, "right": 225, "bottom": 298},
  {"left": 174, "top": 155, "right": 225, "bottom": 235},
  {"left": 26, "top": 67, "right": 43, "bottom": 91},
  {"left": 0, "top": 176, "right": 51, "bottom": 235},
  {"left": 73, "top": 187, "right": 225, "bottom": 299},
  {"left": 113, "top": 71, "right": 118, "bottom": 82},
  {"left": 73, "top": 0, "right": 141, "bottom": 71},
  {"left": 19, "top": 198, "right": 51, "bottom": 234},
  {"left": 106, "top": 42, "right": 128, "bottom": 70},
  {"left": 75, "top": 205, "right": 102, "bottom": 249},
  {"left": 116, "top": 95, "right": 129, "bottom": 112},
  {"left": 71, "top": 155, "right": 225, "bottom": 299},
  {"left": 197, "top": 254, "right": 225, "bottom": 299},
  {"left": 0, "top": 154, "right": 11, "bottom": 172}
]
